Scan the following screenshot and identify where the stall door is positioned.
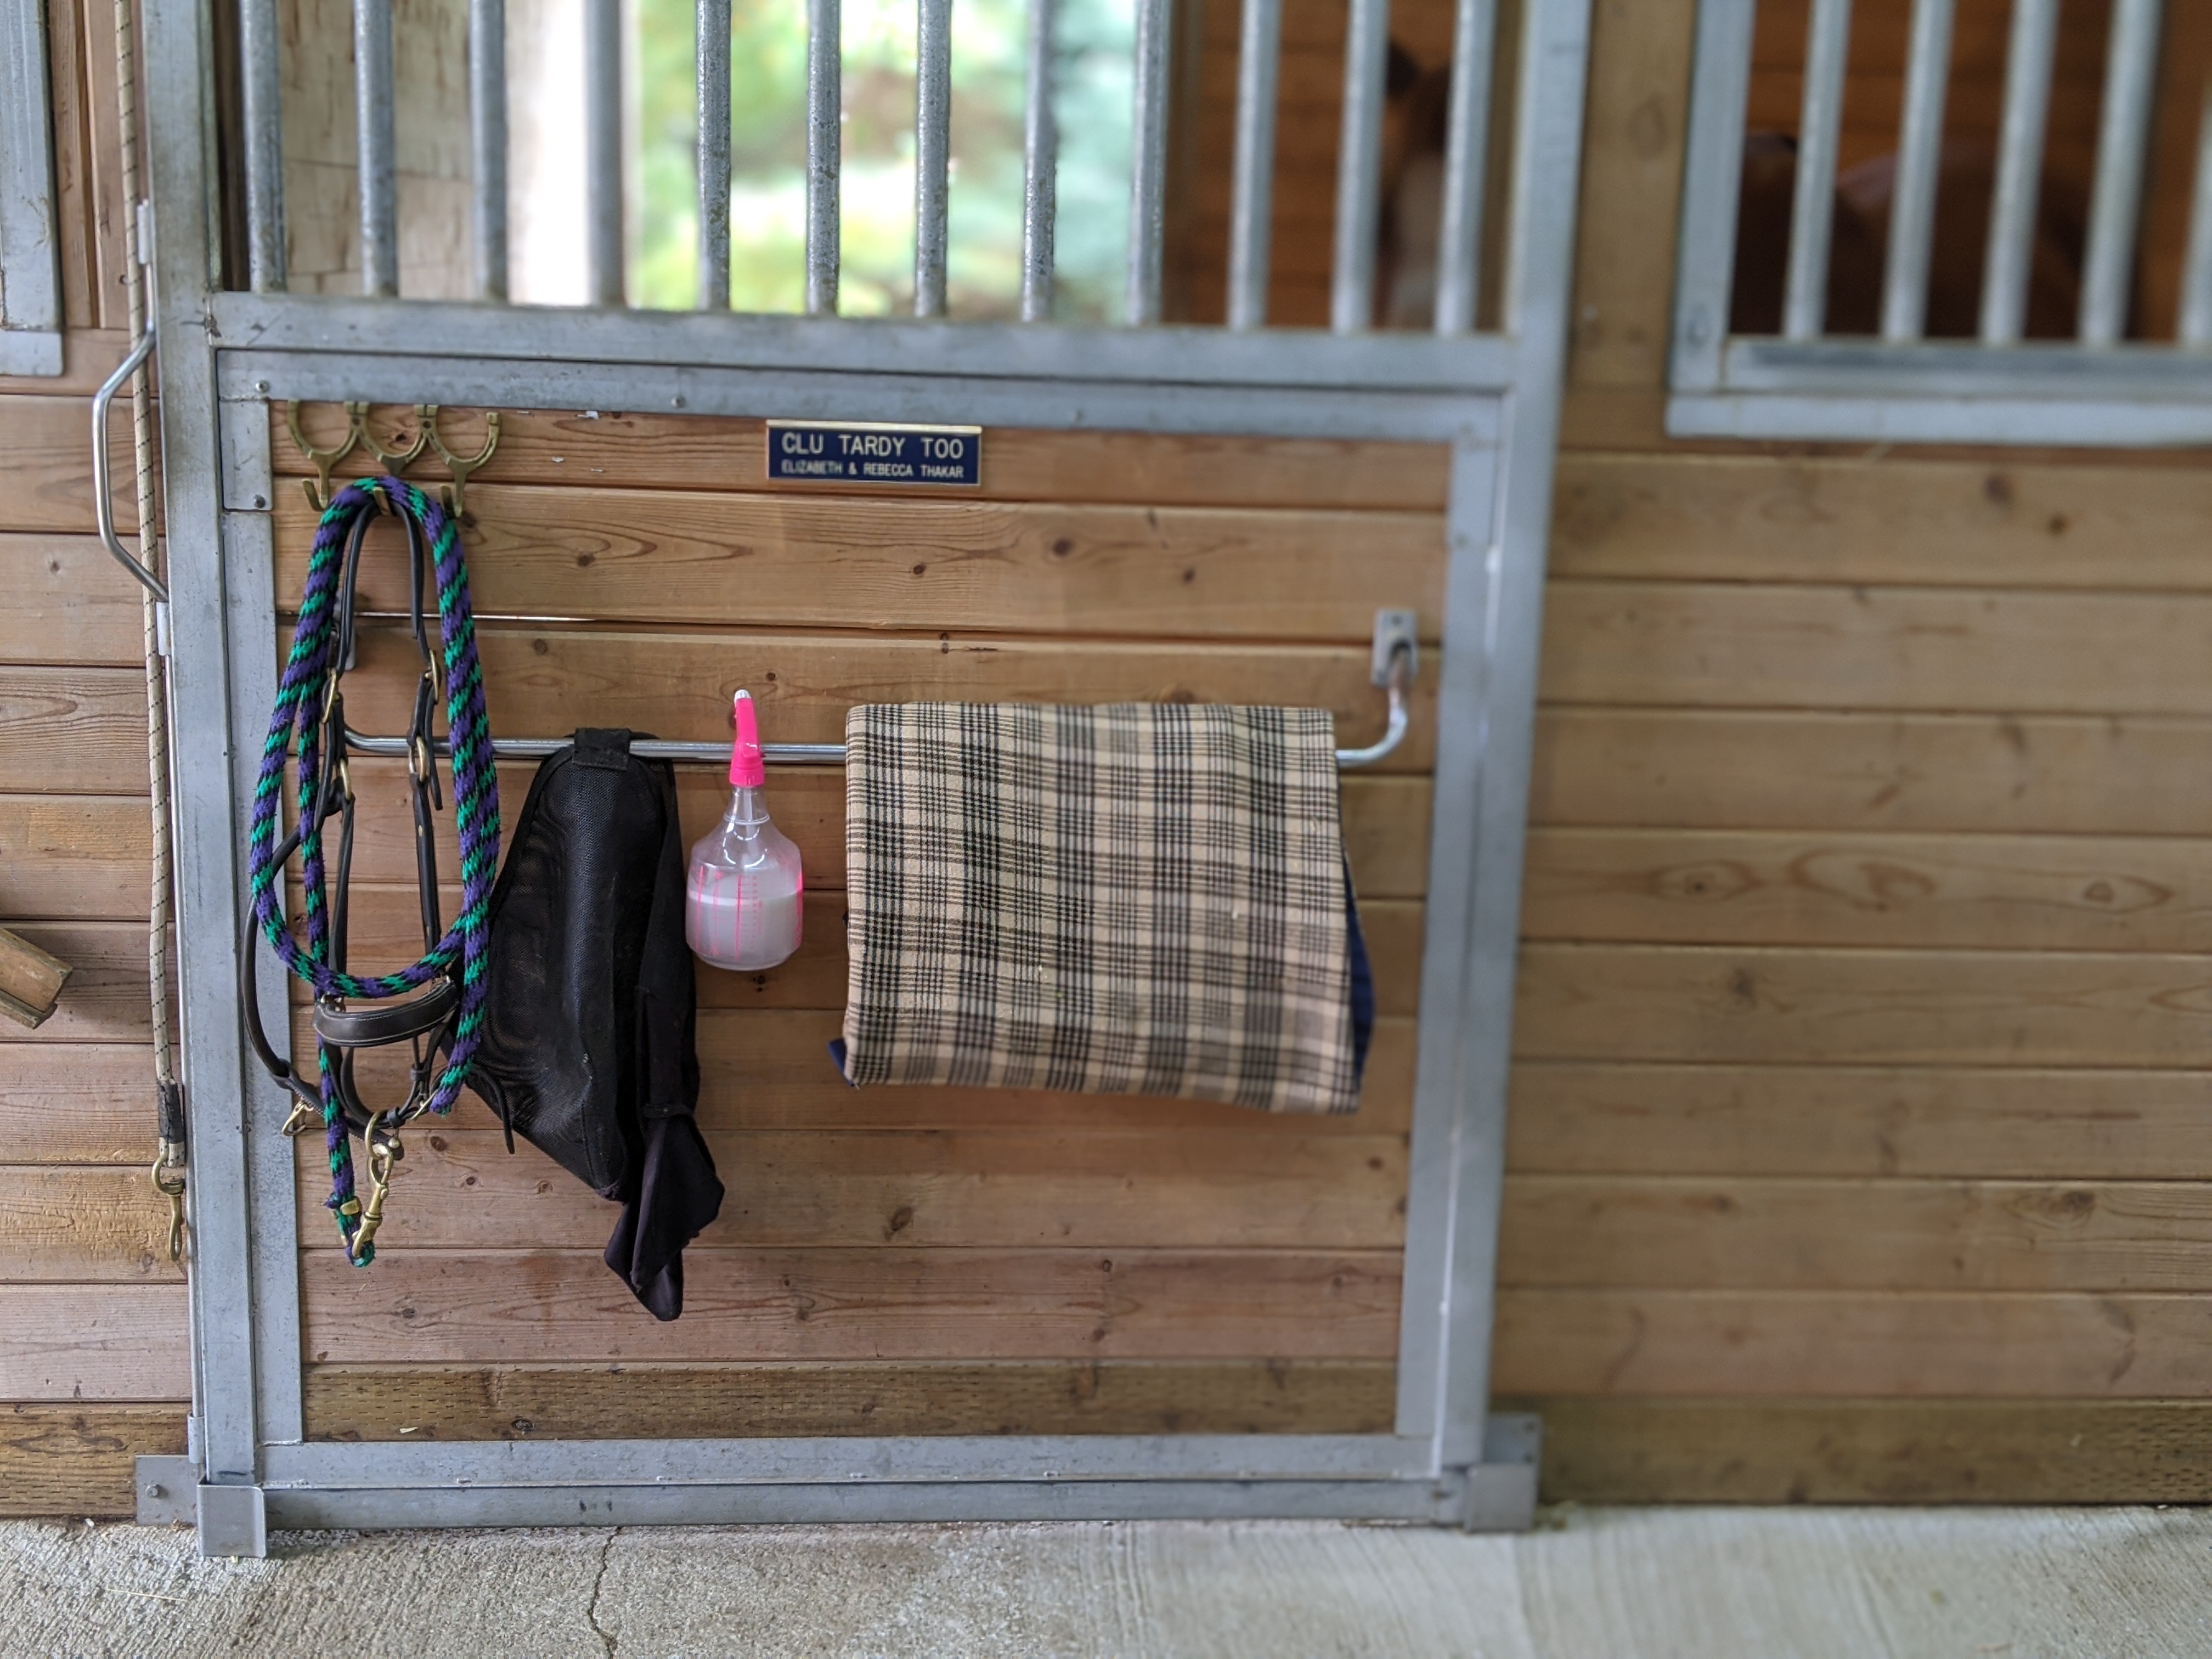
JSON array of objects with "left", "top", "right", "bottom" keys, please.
[{"left": 134, "top": 0, "right": 1589, "bottom": 1551}]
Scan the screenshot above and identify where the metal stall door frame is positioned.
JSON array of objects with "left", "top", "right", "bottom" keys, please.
[{"left": 132, "top": 0, "right": 1591, "bottom": 1556}]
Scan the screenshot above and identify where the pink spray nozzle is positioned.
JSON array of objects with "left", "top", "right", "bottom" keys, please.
[{"left": 729, "top": 689, "right": 765, "bottom": 788}]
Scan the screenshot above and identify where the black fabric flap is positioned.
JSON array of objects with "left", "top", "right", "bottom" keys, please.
[{"left": 573, "top": 727, "right": 636, "bottom": 770}]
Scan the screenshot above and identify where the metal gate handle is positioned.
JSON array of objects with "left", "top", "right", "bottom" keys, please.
[{"left": 92, "top": 325, "right": 170, "bottom": 603}]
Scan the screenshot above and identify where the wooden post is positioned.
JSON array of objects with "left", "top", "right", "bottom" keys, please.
[{"left": 0, "top": 925, "right": 72, "bottom": 1029}]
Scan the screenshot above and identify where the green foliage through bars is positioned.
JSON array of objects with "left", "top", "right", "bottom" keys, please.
[{"left": 636, "top": 0, "right": 1136, "bottom": 318}]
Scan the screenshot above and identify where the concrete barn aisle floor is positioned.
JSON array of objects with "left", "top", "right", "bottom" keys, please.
[{"left": 2, "top": 1506, "right": 2208, "bottom": 1657}]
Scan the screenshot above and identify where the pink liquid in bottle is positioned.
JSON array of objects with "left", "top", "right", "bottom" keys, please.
[{"left": 685, "top": 689, "right": 804, "bottom": 972}]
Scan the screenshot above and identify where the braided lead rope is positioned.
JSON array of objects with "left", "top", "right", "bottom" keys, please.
[
  {"left": 247, "top": 477, "right": 501, "bottom": 1263},
  {"left": 108, "top": 0, "right": 188, "bottom": 1256}
]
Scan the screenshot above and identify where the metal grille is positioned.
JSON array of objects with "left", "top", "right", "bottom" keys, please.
[
  {"left": 1671, "top": 0, "right": 2212, "bottom": 444},
  {"left": 232, "top": 0, "right": 1515, "bottom": 336}
]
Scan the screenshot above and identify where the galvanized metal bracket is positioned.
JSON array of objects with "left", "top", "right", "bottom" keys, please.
[
  {"left": 1463, "top": 1412, "right": 1543, "bottom": 1531},
  {"left": 197, "top": 1482, "right": 268, "bottom": 1558},
  {"left": 134, "top": 1454, "right": 200, "bottom": 1526},
  {"left": 1370, "top": 607, "right": 1418, "bottom": 688},
  {"left": 139, "top": 1460, "right": 271, "bottom": 1558}
]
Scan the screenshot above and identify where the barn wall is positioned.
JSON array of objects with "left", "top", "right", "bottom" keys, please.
[{"left": 1515, "top": 0, "right": 2212, "bottom": 1502}]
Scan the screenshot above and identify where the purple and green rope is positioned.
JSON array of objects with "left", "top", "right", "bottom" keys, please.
[{"left": 247, "top": 477, "right": 501, "bottom": 1263}]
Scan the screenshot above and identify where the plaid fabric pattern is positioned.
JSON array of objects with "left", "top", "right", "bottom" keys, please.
[{"left": 842, "top": 702, "right": 1362, "bottom": 1114}]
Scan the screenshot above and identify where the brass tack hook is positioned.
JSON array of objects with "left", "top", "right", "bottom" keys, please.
[
  {"left": 420, "top": 405, "right": 501, "bottom": 522},
  {"left": 286, "top": 400, "right": 365, "bottom": 512},
  {"left": 359, "top": 402, "right": 430, "bottom": 474}
]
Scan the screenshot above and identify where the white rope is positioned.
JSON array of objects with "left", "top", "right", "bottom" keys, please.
[{"left": 112, "top": 0, "right": 184, "bottom": 1252}]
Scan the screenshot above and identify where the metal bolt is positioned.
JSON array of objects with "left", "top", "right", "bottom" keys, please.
[
  {"left": 144, "top": 1482, "right": 165, "bottom": 1498},
  {"left": 254, "top": 381, "right": 270, "bottom": 394},
  {"left": 252, "top": 494, "right": 267, "bottom": 509},
  {"left": 670, "top": 395, "right": 685, "bottom": 408}
]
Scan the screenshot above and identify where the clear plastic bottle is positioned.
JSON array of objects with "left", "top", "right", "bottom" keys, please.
[{"left": 685, "top": 689, "right": 805, "bottom": 972}]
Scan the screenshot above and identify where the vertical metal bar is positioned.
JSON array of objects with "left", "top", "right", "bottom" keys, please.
[
  {"left": 471, "top": 0, "right": 509, "bottom": 301},
  {"left": 354, "top": 0, "right": 399, "bottom": 296},
  {"left": 1431, "top": 0, "right": 1494, "bottom": 336},
  {"left": 1783, "top": 0, "right": 1852, "bottom": 340},
  {"left": 1670, "top": 0, "right": 1756, "bottom": 387},
  {"left": 585, "top": 0, "right": 624, "bottom": 305},
  {"left": 1020, "top": 0, "right": 1057, "bottom": 321},
  {"left": 807, "top": 0, "right": 842, "bottom": 314},
  {"left": 2079, "top": 0, "right": 2163, "bottom": 346},
  {"left": 1329, "top": 0, "right": 1392, "bottom": 331},
  {"left": 218, "top": 448, "right": 307, "bottom": 1459},
  {"left": 1979, "top": 0, "right": 2058, "bottom": 344},
  {"left": 1125, "top": 0, "right": 1172, "bottom": 324},
  {"left": 2181, "top": 87, "right": 2212, "bottom": 347},
  {"left": 1880, "top": 0, "right": 1954, "bottom": 341},
  {"left": 142, "top": 0, "right": 263, "bottom": 1505},
  {"left": 236, "top": 0, "right": 285, "bottom": 291},
  {"left": 0, "top": 0, "right": 60, "bottom": 362},
  {"left": 698, "top": 0, "right": 732, "bottom": 309},
  {"left": 1396, "top": 0, "right": 1593, "bottom": 1469},
  {"left": 1226, "top": 0, "right": 1282, "bottom": 330},
  {"left": 913, "top": 0, "right": 953, "bottom": 317}
]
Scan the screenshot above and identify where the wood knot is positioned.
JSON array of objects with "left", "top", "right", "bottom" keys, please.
[
  {"left": 1655, "top": 861, "right": 1757, "bottom": 902},
  {"left": 2013, "top": 1187, "right": 2098, "bottom": 1224}
]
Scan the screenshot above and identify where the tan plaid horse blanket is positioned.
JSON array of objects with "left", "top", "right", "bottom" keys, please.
[{"left": 839, "top": 702, "right": 1369, "bottom": 1114}]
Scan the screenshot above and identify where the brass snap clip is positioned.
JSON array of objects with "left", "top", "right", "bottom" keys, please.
[
  {"left": 349, "top": 1127, "right": 404, "bottom": 1265},
  {"left": 151, "top": 1142, "right": 188, "bottom": 1262}
]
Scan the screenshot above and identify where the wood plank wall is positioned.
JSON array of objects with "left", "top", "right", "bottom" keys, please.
[
  {"left": 1521, "top": 0, "right": 2212, "bottom": 1502},
  {"left": 267, "top": 412, "right": 1442, "bottom": 1444},
  {"left": 0, "top": 0, "right": 191, "bottom": 1518}
]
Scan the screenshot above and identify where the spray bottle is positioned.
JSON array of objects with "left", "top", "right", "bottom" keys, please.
[{"left": 686, "top": 689, "right": 805, "bottom": 972}]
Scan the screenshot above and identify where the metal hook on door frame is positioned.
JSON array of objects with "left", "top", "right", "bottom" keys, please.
[
  {"left": 92, "top": 324, "right": 168, "bottom": 603},
  {"left": 419, "top": 405, "right": 501, "bottom": 521},
  {"left": 286, "top": 399, "right": 366, "bottom": 512},
  {"left": 358, "top": 402, "right": 430, "bottom": 473}
]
